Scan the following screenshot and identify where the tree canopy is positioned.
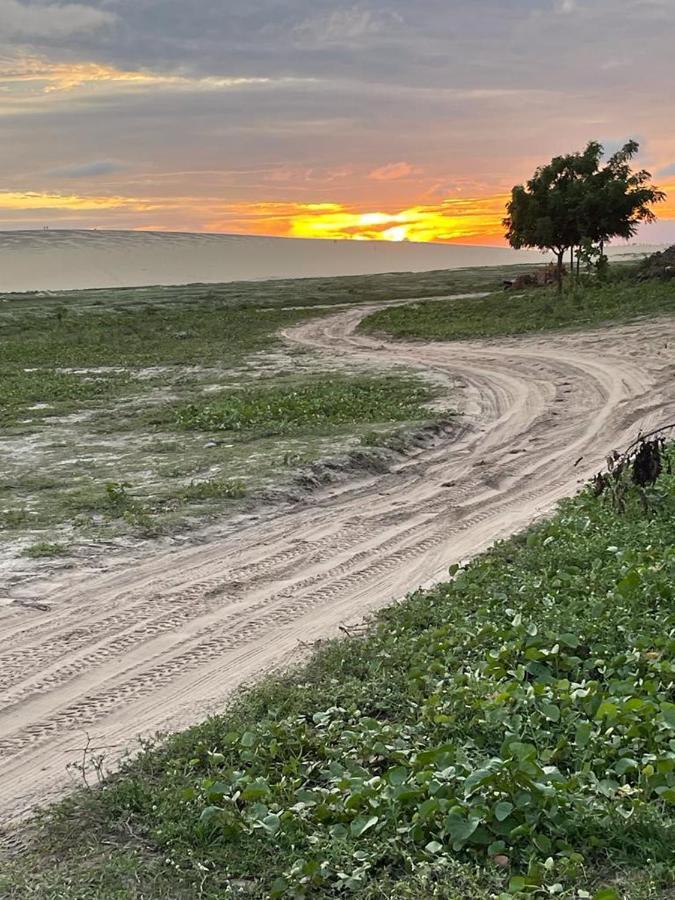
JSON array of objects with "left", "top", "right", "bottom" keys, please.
[{"left": 503, "top": 141, "right": 665, "bottom": 287}]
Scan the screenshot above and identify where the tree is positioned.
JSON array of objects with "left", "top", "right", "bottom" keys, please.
[
  {"left": 578, "top": 140, "right": 665, "bottom": 270},
  {"left": 504, "top": 141, "right": 665, "bottom": 291}
]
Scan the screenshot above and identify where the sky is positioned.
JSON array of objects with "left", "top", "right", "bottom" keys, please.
[{"left": 1, "top": 0, "right": 675, "bottom": 244}]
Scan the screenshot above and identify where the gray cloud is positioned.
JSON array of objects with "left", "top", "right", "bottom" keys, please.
[
  {"left": 3, "top": 0, "right": 670, "bottom": 103},
  {"left": 46, "top": 159, "right": 126, "bottom": 177},
  {"left": 292, "top": 5, "right": 404, "bottom": 46},
  {"left": 0, "top": 0, "right": 115, "bottom": 38},
  {"left": 0, "top": 0, "right": 672, "bottom": 239}
]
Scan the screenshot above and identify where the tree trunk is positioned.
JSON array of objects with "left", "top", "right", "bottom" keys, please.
[
  {"left": 570, "top": 245, "right": 574, "bottom": 281},
  {"left": 556, "top": 250, "right": 564, "bottom": 294}
]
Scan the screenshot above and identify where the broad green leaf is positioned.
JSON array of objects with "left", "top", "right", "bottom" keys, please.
[
  {"left": 575, "top": 721, "right": 592, "bottom": 747},
  {"left": 387, "top": 766, "right": 409, "bottom": 786},
  {"left": 559, "top": 632, "right": 580, "bottom": 648},
  {"left": 616, "top": 569, "right": 640, "bottom": 596},
  {"left": 270, "top": 877, "right": 288, "bottom": 898},
  {"left": 445, "top": 813, "right": 479, "bottom": 844},
  {"left": 661, "top": 702, "right": 675, "bottom": 729},
  {"left": 614, "top": 758, "right": 638, "bottom": 776},
  {"left": 541, "top": 702, "right": 560, "bottom": 722},
  {"left": 350, "top": 815, "right": 379, "bottom": 837},
  {"left": 261, "top": 813, "right": 280, "bottom": 834},
  {"left": 596, "top": 701, "right": 618, "bottom": 721},
  {"left": 495, "top": 801, "right": 514, "bottom": 822},
  {"left": 241, "top": 782, "right": 270, "bottom": 801}
]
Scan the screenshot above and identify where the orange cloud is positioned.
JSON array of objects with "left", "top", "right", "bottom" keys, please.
[
  {"left": 368, "top": 162, "right": 417, "bottom": 181},
  {"left": 0, "top": 190, "right": 158, "bottom": 211},
  {"left": 3, "top": 186, "right": 671, "bottom": 246}
]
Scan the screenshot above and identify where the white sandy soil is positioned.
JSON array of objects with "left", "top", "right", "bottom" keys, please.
[{"left": 0, "top": 303, "right": 673, "bottom": 827}]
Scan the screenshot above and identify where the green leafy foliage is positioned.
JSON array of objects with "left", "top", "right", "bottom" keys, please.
[
  {"left": 4, "top": 449, "right": 673, "bottom": 899},
  {"left": 504, "top": 140, "right": 665, "bottom": 286},
  {"left": 181, "top": 478, "right": 247, "bottom": 501},
  {"left": 20, "top": 541, "right": 68, "bottom": 558},
  {"left": 175, "top": 376, "right": 435, "bottom": 437}
]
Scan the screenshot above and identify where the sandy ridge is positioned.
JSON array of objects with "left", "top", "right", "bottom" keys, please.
[{"left": 0, "top": 304, "right": 673, "bottom": 827}]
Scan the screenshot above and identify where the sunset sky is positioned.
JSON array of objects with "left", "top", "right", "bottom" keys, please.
[{"left": 1, "top": 0, "right": 675, "bottom": 244}]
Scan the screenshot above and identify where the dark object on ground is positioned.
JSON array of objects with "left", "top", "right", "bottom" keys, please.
[
  {"left": 503, "top": 262, "right": 564, "bottom": 290},
  {"left": 636, "top": 244, "right": 675, "bottom": 281},
  {"left": 592, "top": 423, "right": 674, "bottom": 509},
  {"left": 632, "top": 439, "right": 664, "bottom": 486}
]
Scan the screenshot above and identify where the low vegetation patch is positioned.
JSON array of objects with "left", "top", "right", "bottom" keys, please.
[
  {"left": 360, "top": 280, "right": 674, "bottom": 342},
  {"left": 20, "top": 541, "right": 68, "bottom": 559},
  {"left": 175, "top": 376, "right": 436, "bottom": 437},
  {"left": 181, "top": 478, "right": 248, "bottom": 501},
  {"left": 4, "top": 448, "right": 673, "bottom": 899},
  {"left": 1, "top": 369, "right": 133, "bottom": 427},
  {"left": 636, "top": 245, "right": 675, "bottom": 282},
  {"left": 0, "top": 273, "right": 458, "bottom": 566}
]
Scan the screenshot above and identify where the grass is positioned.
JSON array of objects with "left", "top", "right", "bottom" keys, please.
[
  {"left": 3, "top": 451, "right": 673, "bottom": 899},
  {"left": 359, "top": 279, "right": 674, "bottom": 342},
  {"left": 0, "top": 371, "right": 440, "bottom": 548},
  {"left": 0, "top": 303, "right": 322, "bottom": 377},
  {"left": 1, "top": 370, "right": 134, "bottom": 427},
  {"left": 175, "top": 376, "right": 436, "bottom": 437},
  {"left": 21, "top": 541, "right": 68, "bottom": 559},
  {"left": 6, "top": 267, "right": 668, "bottom": 568},
  {"left": 1, "top": 271, "right": 463, "bottom": 564},
  {"left": 0, "top": 263, "right": 533, "bottom": 317},
  {"left": 181, "top": 478, "right": 248, "bottom": 502}
]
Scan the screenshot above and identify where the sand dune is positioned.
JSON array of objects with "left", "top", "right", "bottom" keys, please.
[{"left": 0, "top": 229, "right": 561, "bottom": 292}]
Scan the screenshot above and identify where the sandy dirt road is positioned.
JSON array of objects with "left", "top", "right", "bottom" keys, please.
[{"left": 1, "top": 305, "right": 673, "bottom": 827}]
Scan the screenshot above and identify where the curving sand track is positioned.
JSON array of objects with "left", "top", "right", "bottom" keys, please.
[{"left": 1, "top": 305, "right": 674, "bottom": 828}]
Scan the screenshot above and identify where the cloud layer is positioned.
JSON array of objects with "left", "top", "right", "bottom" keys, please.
[
  {"left": 0, "top": 0, "right": 673, "bottom": 241},
  {"left": 0, "top": 0, "right": 114, "bottom": 38}
]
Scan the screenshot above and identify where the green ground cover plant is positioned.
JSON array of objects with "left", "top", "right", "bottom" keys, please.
[
  {"left": 359, "top": 280, "right": 674, "bottom": 342},
  {"left": 4, "top": 449, "right": 673, "bottom": 899},
  {"left": 20, "top": 541, "right": 68, "bottom": 559},
  {"left": 175, "top": 376, "right": 435, "bottom": 437},
  {"left": 1, "top": 273, "right": 457, "bottom": 560}
]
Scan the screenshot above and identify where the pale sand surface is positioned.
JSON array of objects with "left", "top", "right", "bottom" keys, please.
[
  {"left": 1, "top": 302, "right": 673, "bottom": 827},
  {"left": 0, "top": 229, "right": 592, "bottom": 292}
]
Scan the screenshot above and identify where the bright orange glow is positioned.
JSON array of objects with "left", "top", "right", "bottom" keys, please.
[
  {"left": 660, "top": 183, "right": 675, "bottom": 219},
  {"left": 214, "top": 196, "right": 511, "bottom": 244},
  {"left": 1, "top": 187, "right": 671, "bottom": 245}
]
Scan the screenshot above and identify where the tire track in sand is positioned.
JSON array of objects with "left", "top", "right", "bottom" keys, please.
[{"left": 0, "top": 304, "right": 673, "bottom": 826}]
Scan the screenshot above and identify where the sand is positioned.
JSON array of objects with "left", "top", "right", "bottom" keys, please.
[
  {"left": 0, "top": 229, "right": 658, "bottom": 293},
  {"left": 0, "top": 302, "right": 673, "bottom": 828}
]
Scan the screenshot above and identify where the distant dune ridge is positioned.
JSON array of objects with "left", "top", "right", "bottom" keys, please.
[{"left": 0, "top": 230, "right": 660, "bottom": 293}]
